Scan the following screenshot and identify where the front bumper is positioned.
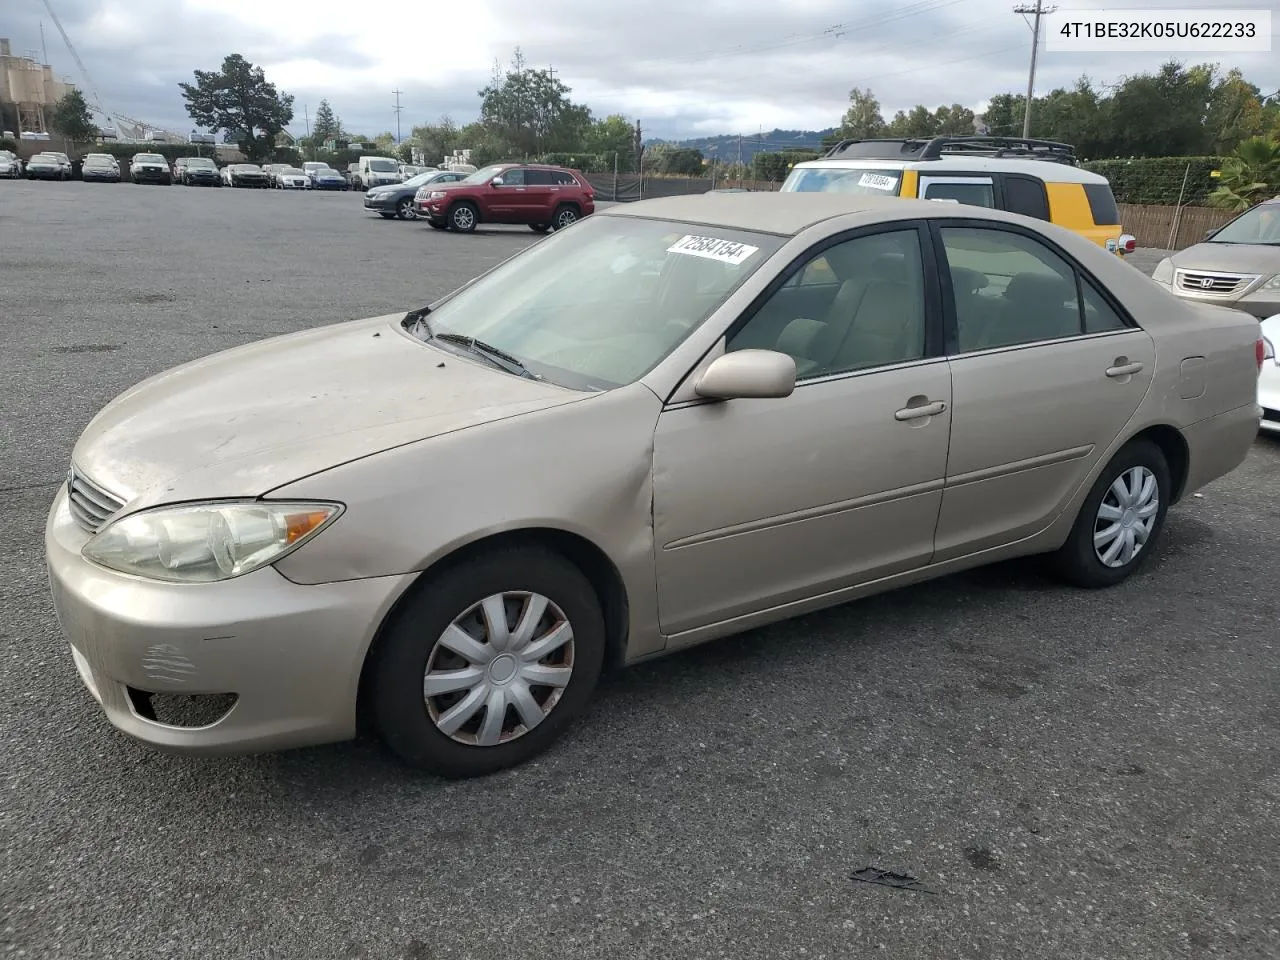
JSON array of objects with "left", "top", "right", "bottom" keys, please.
[
  {"left": 186, "top": 174, "right": 218, "bottom": 185},
  {"left": 83, "top": 172, "right": 120, "bottom": 181},
  {"left": 313, "top": 180, "right": 346, "bottom": 190},
  {"left": 26, "top": 168, "right": 63, "bottom": 179},
  {"left": 232, "top": 177, "right": 271, "bottom": 188},
  {"left": 44, "top": 485, "right": 415, "bottom": 756},
  {"left": 363, "top": 194, "right": 398, "bottom": 210},
  {"left": 280, "top": 180, "right": 309, "bottom": 189},
  {"left": 1161, "top": 284, "right": 1280, "bottom": 321}
]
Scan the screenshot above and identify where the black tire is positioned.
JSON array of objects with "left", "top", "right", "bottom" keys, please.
[
  {"left": 370, "top": 545, "right": 606, "bottom": 778},
  {"left": 449, "top": 202, "right": 479, "bottom": 233},
  {"left": 530, "top": 223, "right": 551, "bottom": 233},
  {"left": 552, "top": 204, "right": 580, "bottom": 230},
  {"left": 1052, "top": 438, "right": 1171, "bottom": 589},
  {"left": 428, "top": 221, "right": 446, "bottom": 230},
  {"left": 395, "top": 197, "right": 416, "bottom": 220},
  {"left": 379, "top": 212, "right": 396, "bottom": 219}
]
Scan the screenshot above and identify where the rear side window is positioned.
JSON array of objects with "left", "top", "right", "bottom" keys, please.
[
  {"left": 1083, "top": 183, "right": 1120, "bottom": 226},
  {"left": 1003, "top": 175, "right": 1050, "bottom": 221},
  {"left": 525, "top": 169, "right": 554, "bottom": 185}
]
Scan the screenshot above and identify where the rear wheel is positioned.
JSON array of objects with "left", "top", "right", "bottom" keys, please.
[
  {"left": 530, "top": 223, "right": 551, "bottom": 233},
  {"left": 552, "top": 204, "right": 579, "bottom": 230},
  {"left": 449, "top": 202, "right": 479, "bottom": 233},
  {"left": 370, "top": 546, "right": 606, "bottom": 777},
  {"left": 1052, "top": 438, "right": 1171, "bottom": 588}
]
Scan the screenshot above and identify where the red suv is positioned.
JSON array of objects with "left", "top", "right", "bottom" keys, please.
[{"left": 414, "top": 163, "right": 595, "bottom": 233}]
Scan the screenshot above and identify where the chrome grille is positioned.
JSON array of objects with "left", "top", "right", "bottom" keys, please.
[
  {"left": 66, "top": 466, "right": 124, "bottom": 534},
  {"left": 1174, "top": 269, "right": 1258, "bottom": 297}
]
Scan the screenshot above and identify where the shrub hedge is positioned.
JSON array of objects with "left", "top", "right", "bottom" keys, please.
[{"left": 1080, "top": 156, "right": 1221, "bottom": 206}]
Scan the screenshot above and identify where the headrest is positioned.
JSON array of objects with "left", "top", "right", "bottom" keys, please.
[{"left": 1003, "top": 272, "right": 1072, "bottom": 305}]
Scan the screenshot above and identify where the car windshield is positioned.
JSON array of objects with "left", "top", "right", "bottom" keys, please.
[
  {"left": 136, "top": 154, "right": 165, "bottom": 163},
  {"left": 462, "top": 164, "right": 508, "bottom": 184},
  {"left": 780, "top": 165, "right": 903, "bottom": 196},
  {"left": 1209, "top": 202, "right": 1280, "bottom": 245},
  {"left": 368, "top": 159, "right": 398, "bottom": 172},
  {"left": 408, "top": 215, "right": 786, "bottom": 390},
  {"left": 185, "top": 158, "right": 215, "bottom": 169},
  {"left": 281, "top": 167, "right": 303, "bottom": 175},
  {"left": 235, "top": 164, "right": 260, "bottom": 171},
  {"left": 403, "top": 172, "right": 444, "bottom": 187},
  {"left": 85, "top": 157, "right": 113, "bottom": 166}
]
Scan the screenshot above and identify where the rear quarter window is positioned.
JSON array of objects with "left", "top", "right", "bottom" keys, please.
[
  {"left": 1004, "top": 175, "right": 1050, "bottom": 221},
  {"left": 1083, "top": 183, "right": 1120, "bottom": 227}
]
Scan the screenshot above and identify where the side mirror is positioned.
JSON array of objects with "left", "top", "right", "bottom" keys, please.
[
  {"left": 1204, "top": 228, "right": 1217, "bottom": 240},
  {"left": 491, "top": 176, "right": 504, "bottom": 186},
  {"left": 694, "top": 350, "right": 796, "bottom": 401}
]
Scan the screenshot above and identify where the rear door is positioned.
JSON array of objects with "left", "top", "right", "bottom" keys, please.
[{"left": 930, "top": 219, "right": 1156, "bottom": 561}]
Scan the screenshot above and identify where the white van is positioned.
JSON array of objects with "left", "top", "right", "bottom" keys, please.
[{"left": 355, "top": 155, "right": 401, "bottom": 190}]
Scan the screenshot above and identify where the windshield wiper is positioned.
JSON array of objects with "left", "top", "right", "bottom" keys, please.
[
  {"left": 403, "top": 307, "right": 539, "bottom": 379},
  {"left": 433, "top": 332, "right": 540, "bottom": 380}
]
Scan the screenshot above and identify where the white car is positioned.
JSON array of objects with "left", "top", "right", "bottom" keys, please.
[
  {"left": 1260, "top": 315, "right": 1280, "bottom": 435},
  {"left": 274, "top": 166, "right": 310, "bottom": 189}
]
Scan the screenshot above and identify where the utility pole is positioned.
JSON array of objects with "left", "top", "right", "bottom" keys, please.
[
  {"left": 392, "top": 88, "right": 403, "bottom": 144},
  {"left": 1013, "top": 0, "right": 1056, "bottom": 138},
  {"left": 547, "top": 65, "right": 557, "bottom": 83},
  {"left": 40, "top": 22, "right": 48, "bottom": 66},
  {"left": 303, "top": 103, "right": 311, "bottom": 159}
]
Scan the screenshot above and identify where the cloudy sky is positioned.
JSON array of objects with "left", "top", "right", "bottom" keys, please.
[{"left": 5, "top": 0, "right": 1278, "bottom": 141}]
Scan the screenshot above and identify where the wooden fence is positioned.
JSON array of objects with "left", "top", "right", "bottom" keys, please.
[{"left": 1114, "top": 204, "right": 1234, "bottom": 250}]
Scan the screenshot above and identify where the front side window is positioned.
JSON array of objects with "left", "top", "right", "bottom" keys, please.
[
  {"left": 496, "top": 168, "right": 526, "bottom": 186},
  {"left": 780, "top": 165, "right": 903, "bottom": 196},
  {"left": 410, "top": 216, "right": 785, "bottom": 390},
  {"left": 728, "top": 229, "right": 927, "bottom": 379},
  {"left": 941, "top": 226, "right": 1100, "bottom": 352}
]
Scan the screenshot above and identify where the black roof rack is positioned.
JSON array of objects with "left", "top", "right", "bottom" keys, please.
[{"left": 821, "top": 136, "right": 1078, "bottom": 165}]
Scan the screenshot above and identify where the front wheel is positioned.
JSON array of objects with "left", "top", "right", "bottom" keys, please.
[
  {"left": 370, "top": 546, "right": 606, "bottom": 777},
  {"left": 449, "top": 202, "right": 478, "bottom": 233},
  {"left": 379, "top": 212, "right": 396, "bottom": 219},
  {"left": 1052, "top": 438, "right": 1171, "bottom": 588},
  {"left": 530, "top": 223, "right": 551, "bottom": 233},
  {"left": 395, "top": 197, "right": 416, "bottom": 220},
  {"left": 428, "top": 221, "right": 446, "bottom": 230}
]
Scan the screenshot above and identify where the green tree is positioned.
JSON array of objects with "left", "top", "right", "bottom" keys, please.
[
  {"left": 932, "top": 103, "right": 976, "bottom": 135},
  {"left": 884, "top": 105, "right": 938, "bottom": 138},
  {"left": 583, "top": 114, "right": 638, "bottom": 172},
  {"left": 312, "top": 99, "right": 338, "bottom": 145},
  {"left": 478, "top": 47, "right": 593, "bottom": 157},
  {"left": 371, "top": 131, "right": 396, "bottom": 152},
  {"left": 836, "top": 87, "right": 886, "bottom": 140},
  {"left": 50, "top": 89, "right": 97, "bottom": 144},
  {"left": 456, "top": 121, "right": 510, "bottom": 166},
  {"left": 179, "top": 54, "right": 295, "bottom": 163},
  {"left": 1207, "top": 69, "right": 1268, "bottom": 155},
  {"left": 410, "top": 115, "right": 460, "bottom": 166},
  {"left": 1101, "top": 61, "right": 1217, "bottom": 157},
  {"left": 1208, "top": 136, "right": 1280, "bottom": 211}
]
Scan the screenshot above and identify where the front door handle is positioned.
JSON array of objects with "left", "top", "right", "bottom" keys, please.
[
  {"left": 894, "top": 400, "right": 947, "bottom": 421},
  {"left": 1106, "top": 360, "right": 1144, "bottom": 378}
]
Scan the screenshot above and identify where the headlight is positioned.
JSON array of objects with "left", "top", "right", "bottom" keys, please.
[
  {"left": 1254, "top": 274, "right": 1280, "bottom": 293},
  {"left": 82, "top": 500, "right": 342, "bottom": 583},
  {"left": 428, "top": 191, "right": 447, "bottom": 200},
  {"left": 1151, "top": 258, "right": 1174, "bottom": 284}
]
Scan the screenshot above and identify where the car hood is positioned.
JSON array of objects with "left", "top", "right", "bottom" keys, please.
[
  {"left": 73, "top": 313, "right": 587, "bottom": 511},
  {"left": 1171, "top": 242, "right": 1280, "bottom": 275}
]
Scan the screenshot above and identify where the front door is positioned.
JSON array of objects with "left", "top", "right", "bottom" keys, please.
[
  {"left": 487, "top": 167, "right": 529, "bottom": 219},
  {"left": 929, "top": 220, "right": 1156, "bottom": 560},
  {"left": 651, "top": 224, "right": 954, "bottom": 637}
]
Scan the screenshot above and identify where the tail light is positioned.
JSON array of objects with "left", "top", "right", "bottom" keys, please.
[
  {"left": 1118, "top": 233, "right": 1137, "bottom": 255},
  {"left": 1260, "top": 335, "right": 1274, "bottom": 374}
]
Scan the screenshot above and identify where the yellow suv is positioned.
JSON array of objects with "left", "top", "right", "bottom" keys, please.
[{"left": 781, "top": 136, "right": 1134, "bottom": 256}]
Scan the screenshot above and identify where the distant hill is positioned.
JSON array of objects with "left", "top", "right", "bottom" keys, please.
[{"left": 646, "top": 128, "right": 837, "bottom": 163}]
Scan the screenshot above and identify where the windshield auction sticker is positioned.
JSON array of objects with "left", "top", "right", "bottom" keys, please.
[
  {"left": 858, "top": 173, "right": 898, "bottom": 191},
  {"left": 667, "top": 235, "right": 760, "bottom": 265}
]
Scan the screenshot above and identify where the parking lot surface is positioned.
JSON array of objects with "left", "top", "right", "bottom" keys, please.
[{"left": 3, "top": 181, "right": 1278, "bottom": 960}]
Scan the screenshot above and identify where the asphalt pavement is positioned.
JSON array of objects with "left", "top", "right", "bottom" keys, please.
[{"left": 2, "top": 181, "right": 1278, "bottom": 960}]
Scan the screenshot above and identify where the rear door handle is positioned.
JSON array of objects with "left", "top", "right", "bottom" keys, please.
[
  {"left": 1106, "top": 361, "right": 1144, "bottom": 378},
  {"left": 895, "top": 400, "right": 947, "bottom": 421}
]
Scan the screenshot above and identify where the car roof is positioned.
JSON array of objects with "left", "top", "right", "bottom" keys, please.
[
  {"left": 790, "top": 155, "right": 1108, "bottom": 184},
  {"left": 600, "top": 191, "right": 1037, "bottom": 236}
]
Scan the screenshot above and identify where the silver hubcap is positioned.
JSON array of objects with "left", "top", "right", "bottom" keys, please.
[
  {"left": 557, "top": 210, "right": 576, "bottom": 227},
  {"left": 399, "top": 200, "right": 415, "bottom": 219},
  {"left": 453, "top": 207, "right": 474, "bottom": 229},
  {"left": 423, "top": 591, "right": 574, "bottom": 747},
  {"left": 1093, "top": 465, "right": 1159, "bottom": 568}
]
